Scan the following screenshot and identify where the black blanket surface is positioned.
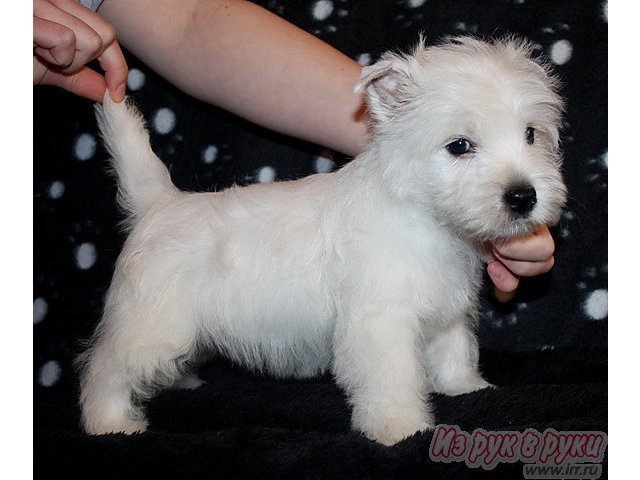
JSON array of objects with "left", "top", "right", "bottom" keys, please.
[
  {"left": 34, "top": 0, "right": 608, "bottom": 478},
  {"left": 36, "top": 348, "right": 606, "bottom": 479}
]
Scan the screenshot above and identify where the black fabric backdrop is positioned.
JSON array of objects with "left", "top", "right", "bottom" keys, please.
[{"left": 34, "top": 0, "right": 607, "bottom": 478}]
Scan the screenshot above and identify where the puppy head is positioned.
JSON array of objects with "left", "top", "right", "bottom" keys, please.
[{"left": 356, "top": 36, "right": 567, "bottom": 242}]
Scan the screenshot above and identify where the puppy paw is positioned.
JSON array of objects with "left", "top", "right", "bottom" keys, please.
[
  {"left": 434, "top": 375, "right": 494, "bottom": 396},
  {"left": 365, "top": 417, "right": 433, "bottom": 446},
  {"left": 352, "top": 404, "right": 434, "bottom": 446},
  {"left": 83, "top": 413, "right": 149, "bottom": 436}
]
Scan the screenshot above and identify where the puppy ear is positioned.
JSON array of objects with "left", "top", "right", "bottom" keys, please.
[{"left": 355, "top": 55, "right": 413, "bottom": 123}]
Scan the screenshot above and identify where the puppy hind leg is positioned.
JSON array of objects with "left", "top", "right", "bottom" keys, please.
[
  {"left": 78, "top": 326, "right": 196, "bottom": 435},
  {"left": 78, "top": 342, "right": 149, "bottom": 435},
  {"left": 424, "top": 320, "right": 492, "bottom": 396}
]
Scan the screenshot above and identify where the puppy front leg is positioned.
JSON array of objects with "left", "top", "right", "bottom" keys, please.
[
  {"left": 333, "top": 306, "right": 433, "bottom": 446},
  {"left": 424, "top": 320, "right": 493, "bottom": 396}
]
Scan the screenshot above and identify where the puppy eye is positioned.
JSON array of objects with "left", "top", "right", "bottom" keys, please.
[
  {"left": 446, "top": 138, "right": 473, "bottom": 156},
  {"left": 526, "top": 127, "right": 535, "bottom": 145}
]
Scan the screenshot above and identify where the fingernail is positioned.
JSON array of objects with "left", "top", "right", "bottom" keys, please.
[
  {"left": 110, "top": 82, "right": 126, "bottom": 102},
  {"left": 487, "top": 262, "right": 505, "bottom": 281}
]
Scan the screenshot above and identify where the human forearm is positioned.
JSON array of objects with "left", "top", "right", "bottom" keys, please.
[{"left": 99, "top": 0, "right": 369, "bottom": 156}]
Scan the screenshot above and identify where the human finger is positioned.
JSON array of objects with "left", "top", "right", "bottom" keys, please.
[
  {"left": 492, "top": 225, "right": 555, "bottom": 263},
  {"left": 490, "top": 250, "right": 555, "bottom": 278},
  {"left": 33, "top": 16, "right": 76, "bottom": 69},
  {"left": 34, "top": 0, "right": 105, "bottom": 74},
  {"left": 49, "top": 0, "right": 128, "bottom": 101},
  {"left": 38, "top": 65, "right": 107, "bottom": 103},
  {"left": 98, "top": 41, "right": 128, "bottom": 102},
  {"left": 487, "top": 259, "right": 519, "bottom": 293}
]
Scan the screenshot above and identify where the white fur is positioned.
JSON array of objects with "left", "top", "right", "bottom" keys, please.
[{"left": 77, "top": 37, "right": 566, "bottom": 446}]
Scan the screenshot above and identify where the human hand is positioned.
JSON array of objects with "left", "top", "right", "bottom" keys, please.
[
  {"left": 487, "top": 225, "right": 556, "bottom": 302},
  {"left": 33, "top": 0, "right": 128, "bottom": 102}
]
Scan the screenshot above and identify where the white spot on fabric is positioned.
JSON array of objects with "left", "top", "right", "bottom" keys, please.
[
  {"left": 257, "top": 166, "right": 276, "bottom": 183},
  {"left": 601, "top": 150, "right": 608, "bottom": 168},
  {"left": 127, "top": 68, "right": 146, "bottom": 91},
  {"left": 75, "top": 242, "right": 97, "bottom": 270},
  {"left": 202, "top": 145, "right": 219, "bottom": 164},
  {"left": 48, "top": 181, "right": 65, "bottom": 199},
  {"left": 74, "top": 133, "right": 97, "bottom": 161},
  {"left": 152, "top": 108, "right": 176, "bottom": 135},
  {"left": 33, "top": 297, "right": 48, "bottom": 324},
  {"left": 407, "top": 0, "right": 426, "bottom": 7},
  {"left": 603, "top": 1, "right": 608, "bottom": 22},
  {"left": 312, "top": 0, "right": 333, "bottom": 21},
  {"left": 39, "top": 360, "right": 61, "bottom": 387},
  {"left": 549, "top": 39, "right": 573, "bottom": 65},
  {"left": 586, "top": 173, "right": 599, "bottom": 182},
  {"left": 357, "top": 53, "right": 372, "bottom": 66},
  {"left": 584, "top": 289, "right": 608, "bottom": 320},
  {"left": 315, "top": 151, "right": 335, "bottom": 173}
]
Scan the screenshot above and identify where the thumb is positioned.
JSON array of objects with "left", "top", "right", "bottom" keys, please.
[
  {"left": 38, "top": 65, "right": 107, "bottom": 103},
  {"left": 487, "top": 256, "right": 519, "bottom": 303}
]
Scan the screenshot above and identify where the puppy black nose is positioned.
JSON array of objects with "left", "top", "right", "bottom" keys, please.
[{"left": 503, "top": 185, "right": 537, "bottom": 216}]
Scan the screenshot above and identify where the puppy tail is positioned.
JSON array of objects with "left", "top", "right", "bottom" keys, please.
[{"left": 95, "top": 93, "right": 179, "bottom": 223}]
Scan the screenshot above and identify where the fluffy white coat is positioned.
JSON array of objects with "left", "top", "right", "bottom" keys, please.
[{"left": 77, "top": 37, "right": 567, "bottom": 446}]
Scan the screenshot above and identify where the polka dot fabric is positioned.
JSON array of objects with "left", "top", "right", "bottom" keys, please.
[
  {"left": 34, "top": 0, "right": 606, "bottom": 391},
  {"left": 34, "top": 2, "right": 606, "bottom": 476}
]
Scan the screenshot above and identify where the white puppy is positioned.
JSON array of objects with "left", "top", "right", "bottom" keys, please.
[{"left": 77, "top": 37, "right": 566, "bottom": 446}]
